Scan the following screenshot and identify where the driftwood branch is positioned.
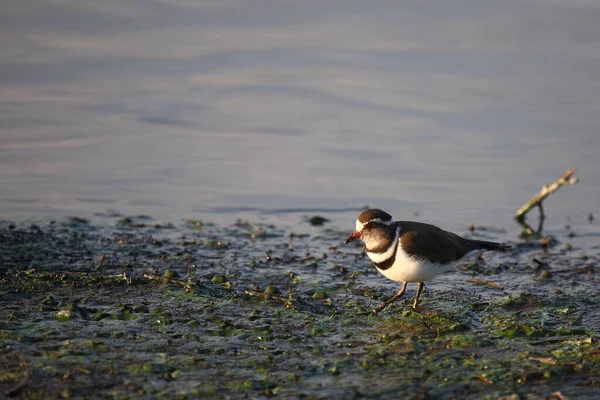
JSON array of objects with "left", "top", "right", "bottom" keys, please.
[
  {"left": 516, "top": 215, "right": 544, "bottom": 239},
  {"left": 515, "top": 168, "right": 579, "bottom": 221}
]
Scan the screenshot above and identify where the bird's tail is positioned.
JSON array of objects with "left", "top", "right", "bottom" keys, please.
[{"left": 470, "top": 239, "right": 512, "bottom": 251}]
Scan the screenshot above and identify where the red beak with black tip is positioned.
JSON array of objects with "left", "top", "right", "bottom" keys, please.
[{"left": 345, "top": 231, "right": 362, "bottom": 243}]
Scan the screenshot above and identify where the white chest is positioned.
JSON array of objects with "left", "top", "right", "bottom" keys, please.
[
  {"left": 378, "top": 250, "right": 453, "bottom": 283},
  {"left": 367, "top": 239, "right": 455, "bottom": 283}
]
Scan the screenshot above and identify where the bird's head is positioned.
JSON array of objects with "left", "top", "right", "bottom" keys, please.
[{"left": 345, "top": 209, "right": 395, "bottom": 249}]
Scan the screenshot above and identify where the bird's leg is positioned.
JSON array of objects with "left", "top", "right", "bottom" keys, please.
[
  {"left": 372, "top": 282, "right": 408, "bottom": 313},
  {"left": 412, "top": 282, "right": 424, "bottom": 309}
]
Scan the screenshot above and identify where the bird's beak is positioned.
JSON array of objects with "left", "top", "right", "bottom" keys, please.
[{"left": 345, "top": 231, "right": 362, "bottom": 243}]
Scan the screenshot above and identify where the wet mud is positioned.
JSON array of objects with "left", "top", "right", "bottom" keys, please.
[{"left": 0, "top": 215, "right": 598, "bottom": 399}]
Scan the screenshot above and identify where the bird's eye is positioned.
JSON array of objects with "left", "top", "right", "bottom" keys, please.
[{"left": 365, "top": 222, "right": 374, "bottom": 230}]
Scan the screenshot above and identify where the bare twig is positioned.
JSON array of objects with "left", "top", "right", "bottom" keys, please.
[
  {"left": 516, "top": 216, "right": 545, "bottom": 239},
  {"left": 515, "top": 168, "right": 579, "bottom": 220},
  {"left": 532, "top": 258, "right": 544, "bottom": 267},
  {"left": 532, "top": 258, "right": 549, "bottom": 271},
  {"left": 143, "top": 273, "right": 196, "bottom": 292},
  {"left": 467, "top": 279, "right": 503, "bottom": 290},
  {"left": 244, "top": 290, "right": 295, "bottom": 308},
  {"left": 552, "top": 265, "right": 595, "bottom": 276},
  {"left": 474, "top": 375, "right": 494, "bottom": 385}
]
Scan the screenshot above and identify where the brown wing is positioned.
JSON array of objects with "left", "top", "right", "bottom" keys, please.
[{"left": 397, "top": 221, "right": 484, "bottom": 264}]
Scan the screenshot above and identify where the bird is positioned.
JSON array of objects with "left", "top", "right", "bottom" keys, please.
[{"left": 345, "top": 209, "right": 511, "bottom": 312}]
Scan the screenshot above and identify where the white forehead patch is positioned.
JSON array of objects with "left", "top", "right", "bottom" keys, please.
[{"left": 355, "top": 219, "right": 364, "bottom": 231}]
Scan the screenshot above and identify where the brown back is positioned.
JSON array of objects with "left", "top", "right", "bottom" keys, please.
[{"left": 397, "top": 221, "right": 484, "bottom": 264}]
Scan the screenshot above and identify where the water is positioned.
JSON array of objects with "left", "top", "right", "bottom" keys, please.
[{"left": 1, "top": 0, "right": 599, "bottom": 240}]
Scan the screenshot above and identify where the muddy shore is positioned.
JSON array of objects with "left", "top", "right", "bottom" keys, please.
[{"left": 1, "top": 215, "right": 598, "bottom": 399}]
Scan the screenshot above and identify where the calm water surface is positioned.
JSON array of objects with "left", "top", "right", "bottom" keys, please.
[{"left": 1, "top": 0, "right": 599, "bottom": 239}]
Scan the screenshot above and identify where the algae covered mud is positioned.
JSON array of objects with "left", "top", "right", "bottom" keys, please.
[{"left": 1, "top": 215, "right": 599, "bottom": 399}]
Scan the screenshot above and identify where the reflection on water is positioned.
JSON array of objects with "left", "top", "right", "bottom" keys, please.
[{"left": 1, "top": 0, "right": 599, "bottom": 237}]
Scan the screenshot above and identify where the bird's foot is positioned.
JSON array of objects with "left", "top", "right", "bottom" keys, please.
[
  {"left": 371, "top": 301, "right": 392, "bottom": 314},
  {"left": 412, "top": 304, "right": 436, "bottom": 314}
]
